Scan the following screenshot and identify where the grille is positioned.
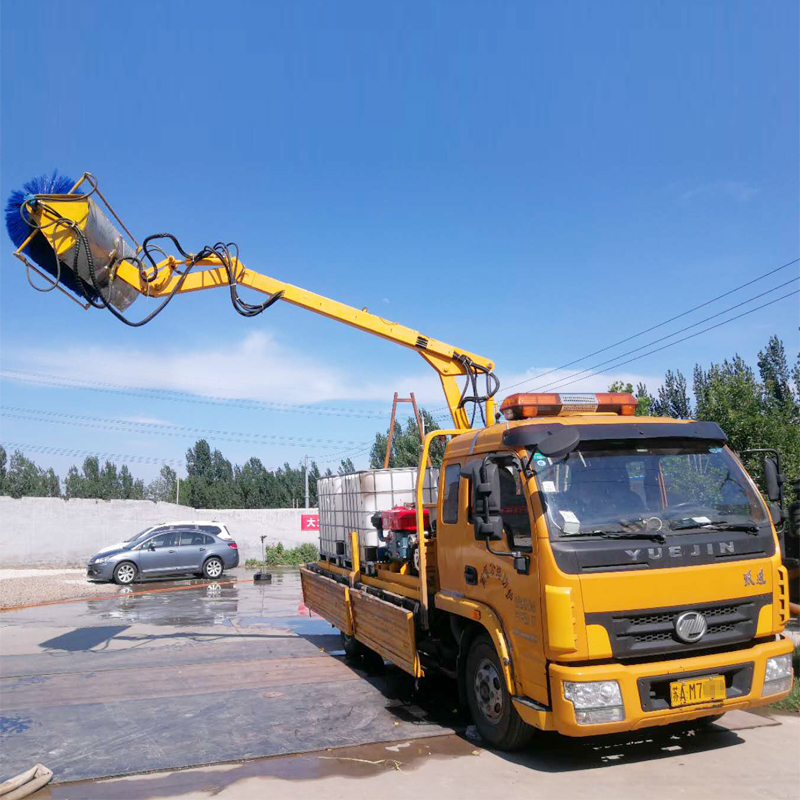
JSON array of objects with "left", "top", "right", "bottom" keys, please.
[
  {"left": 630, "top": 606, "right": 733, "bottom": 627},
  {"left": 587, "top": 595, "right": 770, "bottom": 658}
]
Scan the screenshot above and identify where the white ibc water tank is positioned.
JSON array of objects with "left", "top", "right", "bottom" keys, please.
[{"left": 317, "top": 467, "right": 440, "bottom": 561}]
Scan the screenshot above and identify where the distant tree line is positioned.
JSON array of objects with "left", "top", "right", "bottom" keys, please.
[
  {"left": 608, "top": 334, "right": 799, "bottom": 504},
  {"left": 0, "top": 444, "right": 348, "bottom": 508},
  {"left": 1, "top": 334, "right": 796, "bottom": 507}
]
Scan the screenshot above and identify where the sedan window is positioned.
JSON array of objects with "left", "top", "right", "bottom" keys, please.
[
  {"left": 142, "top": 531, "right": 179, "bottom": 549},
  {"left": 179, "top": 531, "right": 208, "bottom": 546}
]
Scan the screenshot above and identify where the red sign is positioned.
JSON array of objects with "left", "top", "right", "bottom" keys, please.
[{"left": 301, "top": 514, "right": 319, "bottom": 532}]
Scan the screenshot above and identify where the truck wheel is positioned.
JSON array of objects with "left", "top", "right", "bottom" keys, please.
[
  {"left": 341, "top": 632, "right": 385, "bottom": 672},
  {"left": 466, "top": 634, "right": 533, "bottom": 751},
  {"left": 341, "top": 631, "right": 366, "bottom": 659}
]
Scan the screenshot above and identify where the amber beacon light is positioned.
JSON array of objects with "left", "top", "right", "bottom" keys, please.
[{"left": 499, "top": 392, "right": 638, "bottom": 420}]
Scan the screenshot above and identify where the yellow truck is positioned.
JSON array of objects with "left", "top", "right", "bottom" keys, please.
[
  {"left": 301, "top": 392, "right": 795, "bottom": 748},
  {"left": 7, "top": 172, "right": 796, "bottom": 749}
]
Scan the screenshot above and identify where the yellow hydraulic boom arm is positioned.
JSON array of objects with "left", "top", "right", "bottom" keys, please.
[{"left": 11, "top": 173, "right": 498, "bottom": 430}]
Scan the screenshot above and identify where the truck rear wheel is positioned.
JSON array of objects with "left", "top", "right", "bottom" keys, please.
[
  {"left": 340, "top": 632, "right": 384, "bottom": 672},
  {"left": 341, "top": 631, "right": 365, "bottom": 659},
  {"left": 466, "top": 634, "right": 533, "bottom": 751}
]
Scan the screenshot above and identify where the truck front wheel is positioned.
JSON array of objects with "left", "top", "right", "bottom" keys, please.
[{"left": 466, "top": 634, "right": 533, "bottom": 751}]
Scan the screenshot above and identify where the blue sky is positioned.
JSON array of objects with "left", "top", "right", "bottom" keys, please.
[{"left": 1, "top": 0, "right": 798, "bottom": 484}]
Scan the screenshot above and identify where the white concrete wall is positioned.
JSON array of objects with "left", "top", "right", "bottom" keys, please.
[
  {"left": 196, "top": 507, "right": 319, "bottom": 564},
  {"left": 0, "top": 497, "right": 318, "bottom": 567}
]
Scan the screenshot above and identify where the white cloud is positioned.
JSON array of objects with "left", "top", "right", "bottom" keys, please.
[
  {"left": 679, "top": 181, "right": 758, "bottom": 203},
  {"left": 9, "top": 332, "right": 663, "bottom": 411},
  {"left": 11, "top": 331, "right": 442, "bottom": 406}
]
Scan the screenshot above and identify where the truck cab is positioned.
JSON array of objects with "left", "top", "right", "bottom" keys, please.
[{"left": 435, "top": 391, "right": 793, "bottom": 744}]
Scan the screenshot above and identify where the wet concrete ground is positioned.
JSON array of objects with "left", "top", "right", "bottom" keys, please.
[
  {"left": 2, "top": 570, "right": 798, "bottom": 799},
  {"left": 30, "top": 710, "right": 800, "bottom": 799},
  {"left": 0, "top": 569, "right": 461, "bottom": 785}
]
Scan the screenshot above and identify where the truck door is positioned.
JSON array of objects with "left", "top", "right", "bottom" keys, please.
[{"left": 464, "top": 454, "right": 548, "bottom": 705}]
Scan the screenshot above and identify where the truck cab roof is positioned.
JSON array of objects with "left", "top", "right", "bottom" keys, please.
[{"left": 447, "top": 415, "right": 723, "bottom": 459}]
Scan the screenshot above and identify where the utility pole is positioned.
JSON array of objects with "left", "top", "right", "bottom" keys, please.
[
  {"left": 176, "top": 476, "right": 181, "bottom": 505},
  {"left": 304, "top": 455, "right": 309, "bottom": 509}
]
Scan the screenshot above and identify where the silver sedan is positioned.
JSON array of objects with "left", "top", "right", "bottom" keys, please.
[{"left": 87, "top": 525, "right": 239, "bottom": 585}]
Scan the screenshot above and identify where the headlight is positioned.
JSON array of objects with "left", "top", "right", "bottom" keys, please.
[
  {"left": 762, "top": 654, "right": 793, "bottom": 697},
  {"left": 93, "top": 556, "right": 110, "bottom": 564},
  {"left": 563, "top": 680, "right": 625, "bottom": 724}
]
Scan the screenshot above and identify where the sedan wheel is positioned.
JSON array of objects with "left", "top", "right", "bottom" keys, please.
[
  {"left": 203, "top": 557, "right": 223, "bottom": 579},
  {"left": 113, "top": 562, "right": 137, "bottom": 585}
]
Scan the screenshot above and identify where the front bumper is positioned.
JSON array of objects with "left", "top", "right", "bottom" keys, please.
[
  {"left": 86, "top": 561, "right": 115, "bottom": 581},
  {"left": 545, "top": 636, "right": 794, "bottom": 737}
]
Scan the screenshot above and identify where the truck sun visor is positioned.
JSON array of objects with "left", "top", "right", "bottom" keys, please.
[{"left": 502, "top": 421, "right": 728, "bottom": 449}]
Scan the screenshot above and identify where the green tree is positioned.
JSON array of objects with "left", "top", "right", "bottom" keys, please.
[
  {"left": 186, "top": 439, "right": 213, "bottom": 478},
  {"left": 65, "top": 457, "right": 101, "bottom": 498},
  {"left": 146, "top": 465, "right": 179, "bottom": 503},
  {"left": 118, "top": 465, "right": 144, "bottom": 499},
  {"left": 651, "top": 369, "right": 692, "bottom": 418},
  {"left": 369, "top": 408, "right": 445, "bottom": 468},
  {"left": 338, "top": 458, "right": 356, "bottom": 475},
  {"left": 607, "top": 380, "right": 651, "bottom": 416},
  {"left": 635, "top": 382, "right": 652, "bottom": 416},
  {"left": 0, "top": 445, "right": 6, "bottom": 493},
  {"left": 758, "top": 335, "right": 793, "bottom": 409},
  {"left": 234, "top": 457, "right": 266, "bottom": 508},
  {"left": 3, "top": 450, "right": 61, "bottom": 498},
  {"left": 693, "top": 341, "right": 800, "bottom": 509},
  {"left": 99, "top": 460, "right": 119, "bottom": 500}
]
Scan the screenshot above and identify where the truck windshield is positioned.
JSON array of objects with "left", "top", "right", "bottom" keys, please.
[{"left": 528, "top": 441, "right": 769, "bottom": 539}]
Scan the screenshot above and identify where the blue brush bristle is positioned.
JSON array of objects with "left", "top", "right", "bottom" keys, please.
[
  {"left": 5, "top": 170, "right": 77, "bottom": 247},
  {"left": 3, "top": 170, "right": 96, "bottom": 300}
]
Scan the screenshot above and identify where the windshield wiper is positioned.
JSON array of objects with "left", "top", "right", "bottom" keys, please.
[
  {"left": 670, "top": 520, "right": 761, "bottom": 535},
  {"left": 562, "top": 530, "right": 667, "bottom": 543}
]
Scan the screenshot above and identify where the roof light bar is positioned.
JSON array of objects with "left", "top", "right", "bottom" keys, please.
[{"left": 499, "top": 392, "right": 637, "bottom": 420}]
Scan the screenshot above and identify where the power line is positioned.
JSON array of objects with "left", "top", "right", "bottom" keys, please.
[
  {"left": 0, "top": 369, "right": 389, "bottom": 420},
  {"left": 526, "top": 276, "right": 799, "bottom": 393},
  {"left": 502, "top": 255, "right": 800, "bottom": 394},
  {"left": 1, "top": 441, "right": 185, "bottom": 467},
  {"left": 538, "top": 289, "right": 799, "bottom": 394},
  {"left": 1, "top": 407, "right": 371, "bottom": 449},
  {"left": 315, "top": 445, "right": 374, "bottom": 466},
  {"left": 426, "top": 255, "right": 799, "bottom": 412}
]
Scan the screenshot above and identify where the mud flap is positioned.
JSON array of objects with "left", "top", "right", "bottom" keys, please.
[
  {"left": 351, "top": 591, "right": 423, "bottom": 677},
  {"left": 300, "top": 567, "right": 353, "bottom": 635}
]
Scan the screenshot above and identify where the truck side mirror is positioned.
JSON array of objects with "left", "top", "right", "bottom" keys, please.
[
  {"left": 536, "top": 427, "right": 580, "bottom": 460},
  {"left": 763, "top": 457, "right": 783, "bottom": 503},
  {"left": 468, "top": 460, "right": 504, "bottom": 541}
]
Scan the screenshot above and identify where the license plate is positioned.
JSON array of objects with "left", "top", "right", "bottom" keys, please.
[{"left": 669, "top": 675, "right": 726, "bottom": 707}]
